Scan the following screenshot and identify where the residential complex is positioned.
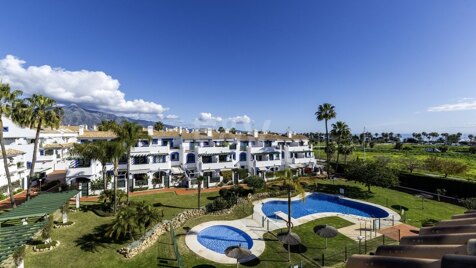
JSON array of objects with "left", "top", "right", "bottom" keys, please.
[{"left": 0, "top": 118, "right": 316, "bottom": 196}]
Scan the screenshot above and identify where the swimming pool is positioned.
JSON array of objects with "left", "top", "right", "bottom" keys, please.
[
  {"left": 262, "top": 193, "right": 389, "bottom": 219},
  {"left": 197, "top": 225, "right": 254, "bottom": 254}
]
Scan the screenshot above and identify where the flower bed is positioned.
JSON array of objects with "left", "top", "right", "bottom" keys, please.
[
  {"left": 32, "top": 241, "right": 60, "bottom": 252},
  {"left": 54, "top": 221, "right": 75, "bottom": 228}
]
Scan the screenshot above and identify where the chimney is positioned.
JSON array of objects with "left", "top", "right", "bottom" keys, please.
[
  {"left": 287, "top": 130, "right": 293, "bottom": 138},
  {"left": 225, "top": 128, "right": 229, "bottom": 134},
  {"left": 93, "top": 125, "right": 97, "bottom": 131},
  {"left": 253, "top": 129, "right": 258, "bottom": 138},
  {"left": 207, "top": 128, "right": 213, "bottom": 137},
  {"left": 147, "top": 126, "right": 154, "bottom": 136},
  {"left": 178, "top": 127, "right": 183, "bottom": 134},
  {"left": 79, "top": 125, "right": 84, "bottom": 135}
]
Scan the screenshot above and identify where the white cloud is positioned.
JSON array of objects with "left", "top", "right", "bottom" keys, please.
[
  {"left": 158, "top": 114, "right": 179, "bottom": 120},
  {"left": 0, "top": 55, "right": 168, "bottom": 116},
  {"left": 198, "top": 112, "right": 223, "bottom": 122},
  {"left": 228, "top": 115, "right": 252, "bottom": 124},
  {"left": 428, "top": 98, "right": 476, "bottom": 112}
]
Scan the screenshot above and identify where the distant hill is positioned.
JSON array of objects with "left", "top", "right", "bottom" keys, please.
[{"left": 61, "top": 104, "right": 175, "bottom": 128}]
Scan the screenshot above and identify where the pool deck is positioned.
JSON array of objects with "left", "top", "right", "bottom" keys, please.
[{"left": 185, "top": 192, "right": 401, "bottom": 264}]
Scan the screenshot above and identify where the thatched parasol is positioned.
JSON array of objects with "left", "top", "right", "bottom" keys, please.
[
  {"left": 225, "top": 245, "right": 252, "bottom": 268},
  {"left": 277, "top": 231, "right": 301, "bottom": 262},
  {"left": 314, "top": 225, "right": 338, "bottom": 248}
]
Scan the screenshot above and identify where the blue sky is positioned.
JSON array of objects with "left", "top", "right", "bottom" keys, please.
[{"left": 1, "top": 0, "right": 476, "bottom": 134}]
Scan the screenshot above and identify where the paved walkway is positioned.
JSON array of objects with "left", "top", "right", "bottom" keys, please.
[
  {"left": 378, "top": 223, "right": 419, "bottom": 241},
  {"left": 0, "top": 189, "right": 38, "bottom": 211},
  {"left": 79, "top": 184, "right": 249, "bottom": 202}
]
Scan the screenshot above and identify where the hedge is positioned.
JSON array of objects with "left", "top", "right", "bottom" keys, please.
[{"left": 398, "top": 172, "right": 476, "bottom": 198}]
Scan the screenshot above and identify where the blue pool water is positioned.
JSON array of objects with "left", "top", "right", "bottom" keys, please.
[
  {"left": 262, "top": 193, "right": 389, "bottom": 219},
  {"left": 197, "top": 225, "right": 254, "bottom": 254}
]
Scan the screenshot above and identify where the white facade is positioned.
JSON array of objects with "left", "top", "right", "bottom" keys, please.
[{"left": 1, "top": 122, "right": 316, "bottom": 195}]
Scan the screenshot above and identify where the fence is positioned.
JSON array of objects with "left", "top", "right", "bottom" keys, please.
[{"left": 314, "top": 228, "right": 400, "bottom": 267}]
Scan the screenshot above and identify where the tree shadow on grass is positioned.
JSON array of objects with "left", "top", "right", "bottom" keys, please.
[
  {"left": 282, "top": 244, "right": 308, "bottom": 254},
  {"left": 241, "top": 257, "right": 261, "bottom": 267},
  {"left": 317, "top": 184, "right": 373, "bottom": 199},
  {"left": 193, "top": 265, "right": 216, "bottom": 268},
  {"left": 74, "top": 223, "right": 120, "bottom": 252},
  {"left": 153, "top": 202, "right": 195, "bottom": 210}
]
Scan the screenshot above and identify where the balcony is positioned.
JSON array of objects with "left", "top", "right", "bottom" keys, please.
[
  {"left": 37, "top": 155, "right": 55, "bottom": 162},
  {"left": 287, "top": 145, "right": 313, "bottom": 152},
  {"left": 250, "top": 146, "right": 280, "bottom": 154},
  {"left": 292, "top": 157, "right": 315, "bottom": 164},
  {"left": 254, "top": 159, "right": 282, "bottom": 168},
  {"left": 200, "top": 161, "right": 234, "bottom": 170},
  {"left": 131, "top": 145, "right": 169, "bottom": 156},
  {"left": 196, "top": 146, "right": 232, "bottom": 155}
]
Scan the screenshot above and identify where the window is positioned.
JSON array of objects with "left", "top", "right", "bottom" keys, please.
[
  {"left": 202, "top": 155, "right": 212, "bottom": 163},
  {"left": 152, "top": 155, "right": 166, "bottom": 163},
  {"left": 27, "top": 161, "right": 32, "bottom": 169},
  {"left": 186, "top": 153, "right": 196, "bottom": 163},
  {"left": 239, "top": 152, "right": 247, "bottom": 161},
  {"left": 264, "top": 141, "right": 272, "bottom": 147},
  {"left": 281, "top": 151, "right": 285, "bottom": 158},
  {"left": 75, "top": 158, "right": 91, "bottom": 168},
  {"left": 133, "top": 156, "right": 148, "bottom": 165},
  {"left": 171, "top": 152, "right": 179, "bottom": 161},
  {"left": 39, "top": 149, "right": 45, "bottom": 156},
  {"left": 219, "top": 155, "right": 229, "bottom": 162},
  {"left": 232, "top": 152, "right": 236, "bottom": 160},
  {"left": 152, "top": 139, "right": 159, "bottom": 145},
  {"left": 3, "top": 127, "right": 8, "bottom": 132}
]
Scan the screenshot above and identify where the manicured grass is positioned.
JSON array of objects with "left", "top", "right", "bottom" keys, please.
[
  {"left": 25, "top": 180, "right": 466, "bottom": 267},
  {"left": 314, "top": 143, "right": 476, "bottom": 181},
  {"left": 25, "top": 191, "right": 220, "bottom": 268}
]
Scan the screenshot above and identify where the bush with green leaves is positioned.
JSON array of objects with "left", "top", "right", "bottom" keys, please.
[
  {"left": 344, "top": 157, "right": 398, "bottom": 192},
  {"left": 98, "top": 189, "right": 126, "bottom": 211},
  {"left": 90, "top": 179, "right": 104, "bottom": 190},
  {"left": 41, "top": 218, "right": 54, "bottom": 241},
  {"left": 244, "top": 176, "right": 265, "bottom": 189},
  {"left": 106, "top": 201, "right": 161, "bottom": 240},
  {"left": 461, "top": 198, "right": 476, "bottom": 210}
]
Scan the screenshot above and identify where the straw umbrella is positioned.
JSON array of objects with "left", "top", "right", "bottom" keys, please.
[
  {"left": 277, "top": 231, "right": 301, "bottom": 262},
  {"left": 314, "top": 225, "right": 338, "bottom": 249},
  {"left": 225, "top": 245, "right": 252, "bottom": 268}
]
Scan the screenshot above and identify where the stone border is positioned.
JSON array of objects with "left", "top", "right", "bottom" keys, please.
[
  {"left": 185, "top": 221, "right": 265, "bottom": 264},
  {"left": 32, "top": 241, "right": 60, "bottom": 252},
  {"left": 253, "top": 192, "right": 400, "bottom": 228},
  {"left": 54, "top": 221, "right": 75, "bottom": 229}
]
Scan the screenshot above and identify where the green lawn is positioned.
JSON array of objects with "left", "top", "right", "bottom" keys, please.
[
  {"left": 24, "top": 180, "right": 466, "bottom": 268},
  {"left": 314, "top": 143, "right": 476, "bottom": 181},
  {"left": 25, "top": 191, "right": 221, "bottom": 268}
]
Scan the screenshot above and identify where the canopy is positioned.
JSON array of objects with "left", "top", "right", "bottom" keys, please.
[{"left": 277, "top": 231, "right": 301, "bottom": 245}]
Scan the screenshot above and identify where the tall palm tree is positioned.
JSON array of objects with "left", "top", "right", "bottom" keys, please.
[
  {"left": 105, "top": 140, "right": 125, "bottom": 214},
  {"left": 0, "top": 83, "right": 24, "bottom": 208},
  {"left": 71, "top": 141, "right": 112, "bottom": 190},
  {"left": 330, "top": 121, "right": 351, "bottom": 173},
  {"left": 22, "top": 94, "right": 63, "bottom": 200},
  {"left": 315, "top": 103, "right": 336, "bottom": 179},
  {"left": 102, "top": 121, "right": 149, "bottom": 202},
  {"left": 197, "top": 176, "right": 205, "bottom": 209}
]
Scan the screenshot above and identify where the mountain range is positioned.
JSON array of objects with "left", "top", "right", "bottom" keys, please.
[{"left": 61, "top": 104, "right": 174, "bottom": 128}]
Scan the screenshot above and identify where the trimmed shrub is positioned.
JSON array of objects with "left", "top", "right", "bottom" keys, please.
[{"left": 244, "top": 176, "right": 265, "bottom": 189}]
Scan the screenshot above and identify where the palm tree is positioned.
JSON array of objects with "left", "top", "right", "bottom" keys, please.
[
  {"left": 106, "top": 140, "right": 125, "bottom": 214},
  {"left": 315, "top": 103, "right": 336, "bottom": 179},
  {"left": 106, "top": 205, "right": 137, "bottom": 240},
  {"left": 197, "top": 176, "right": 205, "bottom": 209},
  {"left": 103, "top": 121, "right": 149, "bottom": 202},
  {"left": 330, "top": 121, "right": 351, "bottom": 174},
  {"left": 71, "top": 141, "right": 113, "bottom": 190},
  {"left": 0, "top": 83, "right": 24, "bottom": 208},
  {"left": 22, "top": 94, "right": 63, "bottom": 200},
  {"left": 340, "top": 142, "right": 354, "bottom": 164},
  {"left": 154, "top": 121, "right": 164, "bottom": 131}
]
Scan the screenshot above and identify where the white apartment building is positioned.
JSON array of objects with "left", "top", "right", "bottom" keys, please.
[
  {"left": 67, "top": 126, "right": 316, "bottom": 196},
  {"left": 1, "top": 117, "right": 78, "bottom": 192},
  {"left": 0, "top": 119, "right": 316, "bottom": 196}
]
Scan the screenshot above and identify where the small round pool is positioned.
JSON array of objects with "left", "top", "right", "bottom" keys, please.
[{"left": 197, "top": 225, "right": 253, "bottom": 254}]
